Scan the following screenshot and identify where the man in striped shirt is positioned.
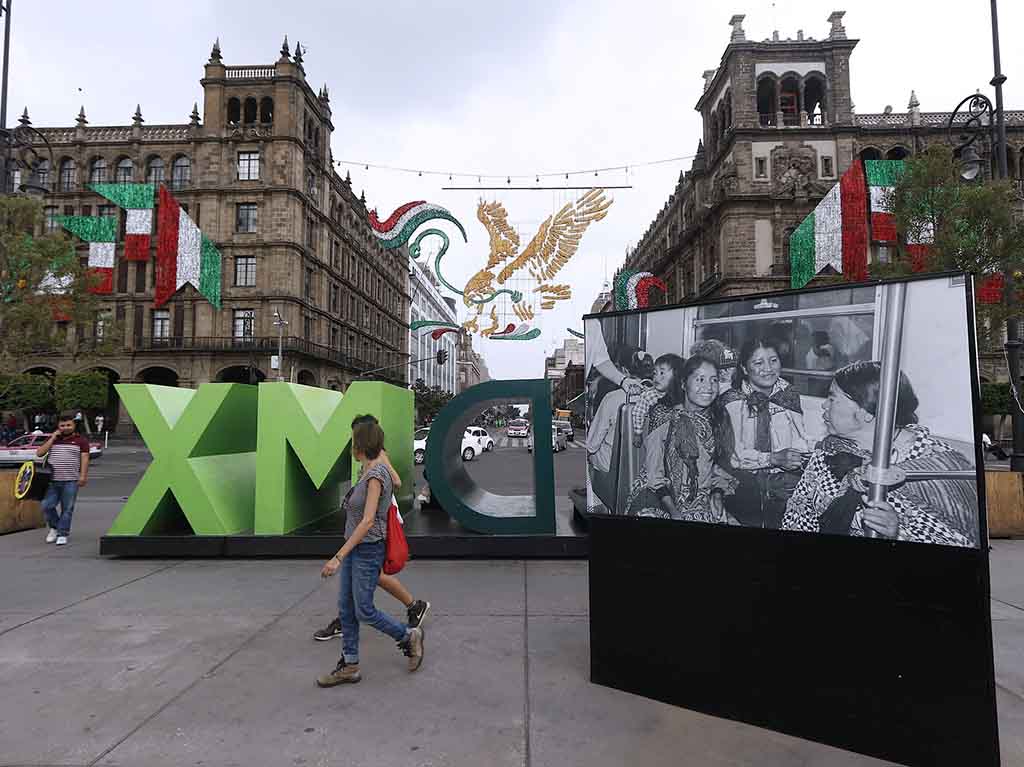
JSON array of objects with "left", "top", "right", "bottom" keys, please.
[{"left": 36, "top": 412, "right": 90, "bottom": 546}]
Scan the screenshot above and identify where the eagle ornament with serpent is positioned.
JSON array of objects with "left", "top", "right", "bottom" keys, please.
[{"left": 370, "top": 190, "right": 613, "bottom": 342}]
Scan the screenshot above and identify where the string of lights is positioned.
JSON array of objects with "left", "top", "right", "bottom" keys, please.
[{"left": 331, "top": 153, "right": 697, "bottom": 184}]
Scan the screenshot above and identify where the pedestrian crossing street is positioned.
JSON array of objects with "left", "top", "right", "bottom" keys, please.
[{"left": 488, "top": 435, "right": 585, "bottom": 451}]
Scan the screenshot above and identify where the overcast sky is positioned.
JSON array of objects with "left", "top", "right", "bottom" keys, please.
[{"left": 10, "top": 0, "right": 1023, "bottom": 381}]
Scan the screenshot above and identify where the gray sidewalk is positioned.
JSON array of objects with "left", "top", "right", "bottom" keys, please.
[{"left": 1, "top": 499, "right": 1022, "bottom": 766}]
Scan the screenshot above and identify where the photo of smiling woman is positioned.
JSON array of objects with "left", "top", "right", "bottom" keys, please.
[{"left": 719, "top": 338, "right": 810, "bottom": 529}]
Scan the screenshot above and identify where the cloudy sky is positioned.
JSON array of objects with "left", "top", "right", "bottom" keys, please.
[{"left": 9, "top": 0, "right": 1023, "bottom": 380}]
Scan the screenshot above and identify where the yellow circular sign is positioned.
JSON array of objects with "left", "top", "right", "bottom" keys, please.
[{"left": 14, "top": 461, "right": 34, "bottom": 500}]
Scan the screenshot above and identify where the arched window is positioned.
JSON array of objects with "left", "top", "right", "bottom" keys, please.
[
  {"left": 259, "top": 97, "right": 274, "bottom": 123},
  {"left": 780, "top": 75, "right": 800, "bottom": 126},
  {"left": 116, "top": 157, "right": 134, "bottom": 184},
  {"left": 243, "top": 97, "right": 258, "bottom": 124},
  {"left": 89, "top": 157, "right": 107, "bottom": 185},
  {"left": 171, "top": 155, "right": 191, "bottom": 190},
  {"left": 886, "top": 146, "right": 909, "bottom": 161},
  {"left": 757, "top": 76, "right": 777, "bottom": 126},
  {"left": 859, "top": 147, "right": 882, "bottom": 162},
  {"left": 146, "top": 156, "right": 165, "bottom": 184},
  {"left": 59, "top": 158, "right": 76, "bottom": 191},
  {"left": 227, "top": 97, "right": 241, "bottom": 125},
  {"left": 804, "top": 75, "right": 827, "bottom": 124},
  {"left": 709, "top": 114, "right": 719, "bottom": 157},
  {"left": 1003, "top": 146, "right": 1018, "bottom": 179},
  {"left": 33, "top": 158, "right": 51, "bottom": 189},
  {"left": 314, "top": 127, "right": 320, "bottom": 149}
]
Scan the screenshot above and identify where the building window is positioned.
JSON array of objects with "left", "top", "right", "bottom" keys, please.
[
  {"left": 305, "top": 216, "right": 316, "bottom": 251},
  {"left": 95, "top": 310, "right": 111, "bottom": 341},
  {"left": 306, "top": 169, "right": 317, "bottom": 199},
  {"left": 146, "top": 157, "right": 164, "bottom": 184},
  {"left": 304, "top": 315, "right": 314, "bottom": 341},
  {"left": 89, "top": 158, "right": 107, "bottom": 185},
  {"left": 59, "top": 159, "right": 76, "bottom": 191},
  {"left": 330, "top": 325, "right": 341, "bottom": 350},
  {"left": 152, "top": 309, "right": 170, "bottom": 341},
  {"left": 234, "top": 256, "right": 256, "bottom": 287},
  {"left": 227, "top": 98, "right": 241, "bottom": 125},
  {"left": 330, "top": 240, "right": 338, "bottom": 270},
  {"left": 755, "top": 157, "right": 767, "bottom": 179},
  {"left": 98, "top": 204, "right": 117, "bottom": 218},
  {"left": 331, "top": 283, "right": 340, "bottom": 314},
  {"left": 259, "top": 97, "right": 274, "bottom": 123},
  {"left": 236, "top": 203, "right": 257, "bottom": 233},
  {"left": 237, "top": 151, "right": 260, "bottom": 181},
  {"left": 822, "top": 157, "right": 834, "bottom": 177},
  {"left": 116, "top": 158, "right": 134, "bottom": 184},
  {"left": 243, "top": 98, "right": 258, "bottom": 124},
  {"left": 233, "top": 309, "right": 255, "bottom": 340},
  {"left": 171, "top": 156, "right": 191, "bottom": 190},
  {"left": 349, "top": 295, "right": 356, "bottom": 320},
  {"left": 304, "top": 266, "right": 315, "bottom": 301},
  {"left": 43, "top": 206, "right": 59, "bottom": 232}
]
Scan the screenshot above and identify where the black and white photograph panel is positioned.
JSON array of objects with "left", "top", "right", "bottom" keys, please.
[{"left": 584, "top": 275, "right": 980, "bottom": 548}]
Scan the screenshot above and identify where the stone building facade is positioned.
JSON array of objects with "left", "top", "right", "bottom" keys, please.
[
  {"left": 408, "top": 258, "right": 458, "bottom": 393},
  {"left": 455, "top": 331, "right": 489, "bottom": 394},
  {"left": 21, "top": 39, "right": 410, "bottom": 432},
  {"left": 617, "top": 11, "right": 1024, "bottom": 323},
  {"left": 544, "top": 338, "right": 585, "bottom": 396}
]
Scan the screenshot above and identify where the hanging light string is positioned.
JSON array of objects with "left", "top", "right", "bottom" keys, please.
[{"left": 332, "top": 153, "right": 696, "bottom": 182}]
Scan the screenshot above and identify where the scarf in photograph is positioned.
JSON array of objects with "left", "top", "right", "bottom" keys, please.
[
  {"left": 719, "top": 380, "right": 803, "bottom": 452},
  {"left": 816, "top": 435, "right": 866, "bottom": 534}
]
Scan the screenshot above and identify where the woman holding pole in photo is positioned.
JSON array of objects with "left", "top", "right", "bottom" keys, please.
[
  {"left": 720, "top": 338, "right": 810, "bottom": 528},
  {"left": 627, "top": 355, "right": 736, "bottom": 522}
]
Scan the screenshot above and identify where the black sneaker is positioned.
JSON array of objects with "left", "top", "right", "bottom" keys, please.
[
  {"left": 313, "top": 617, "right": 342, "bottom": 641},
  {"left": 407, "top": 599, "right": 430, "bottom": 629}
]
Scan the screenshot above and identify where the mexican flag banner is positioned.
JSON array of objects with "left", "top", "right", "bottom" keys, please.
[
  {"left": 865, "top": 160, "right": 935, "bottom": 271},
  {"left": 57, "top": 216, "right": 117, "bottom": 294},
  {"left": 90, "top": 183, "right": 154, "bottom": 261},
  {"left": 155, "top": 184, "right": 221, "bottom": 308},
  {"left": 789, "top": 160, "right": 869, "bottom": 289}
]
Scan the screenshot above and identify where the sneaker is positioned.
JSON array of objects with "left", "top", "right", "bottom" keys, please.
[
  {"left": 316, "top": 660, "right": 361, "bottom": 687},
  {"left": 398, "top": 627, "right": 425, "bottom": 672},
  {"left": 407, "top": 600, "right": 431, "bottom": 629},
  {"left": 55, "top": 536, "right": 68, "bottom": 546},
  {"left": 313, "top": 617, "right": 342, "bottom": 641},
  {"left": 45, "top": 529, "right": 58, "bottom": 544}
]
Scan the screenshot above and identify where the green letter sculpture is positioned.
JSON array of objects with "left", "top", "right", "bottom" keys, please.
[
  {"left": 106, "top": 383, "right": 259, "bottom": 535},
  {"left": 424, "top": 379, "right": 555, "bottom": 534},
  {"left": 254, "top": 381, "right": 413, "bottom": 534}
]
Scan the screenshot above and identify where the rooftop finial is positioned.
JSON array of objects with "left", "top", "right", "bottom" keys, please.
[
  {"left": 728, "top": 14, "right": 746, "bottom": 42},
  {"left": 908, "top": 90, "right": 920, "bottom": 109},
  {"left": 133, "top": 104, "right": 143, "bottom": 126},
  {"left": 344, "top": 170, "right": 351, "bottom": 185},
  {"left": 360, "top": 190, "right": 366, "bottom": 205},
  {"left": 19, "top": 107, "right": 30, "bottom": 126},
  {"left": 76, "top": 105, "right": 88, "bottom": 126},
  {"left": 210, "top": 37, "right": 222, "bottom": 63},
  {"left": 701, "top": 69, "right": 717, "bottom": 92},
  {"left": 294, "top": 40, "right": 304, "bottom": 67},
  {"left": 828, "top": 11, "right": 847, "bottom": 40},
  {"left": 280, "top": 35, "right": 291, "bottom": 60},
  {"left": 190, "top": 102, "right": 201, "bottom": 126}
]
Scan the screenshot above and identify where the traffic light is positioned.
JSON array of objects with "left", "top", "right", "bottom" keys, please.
[{"left": 436, "top": 349, "right": 449, "bottom": 366}]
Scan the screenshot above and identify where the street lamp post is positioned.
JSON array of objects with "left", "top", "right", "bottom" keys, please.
[
  {"left": 0, "top": 1, "right": 12, "bottom": 194},
  {"left": 272, "top": 309, "right": 288, "bottom": 382}
]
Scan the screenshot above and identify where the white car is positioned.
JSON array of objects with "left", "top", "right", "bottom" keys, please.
[
  {"left": 527, "top": 427, "right": 567, "bottom": 454},
  {"left": 0, "top": 432, "right": 104, "bottom": 466},
  {"left": 466, "top": 426, "right": 494, "bottom": 452},
  {"left": 413, "top": 427, "right": 480, "bottom": 464}
]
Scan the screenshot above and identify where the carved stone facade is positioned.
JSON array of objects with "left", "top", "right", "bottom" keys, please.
[
  {"left": 21, "top": 40, "right": 411, "bottom": 433},
  {"left": 618, "top": 11, "right": 1024, "bottom": 319}
]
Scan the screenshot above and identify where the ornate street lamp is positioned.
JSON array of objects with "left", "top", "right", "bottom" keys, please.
[{"left": 0, "top": 119, "right": 55, "bottom": 196}]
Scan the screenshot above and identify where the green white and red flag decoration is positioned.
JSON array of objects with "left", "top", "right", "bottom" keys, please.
[
  {"left": 90, "top": 183, "right": 155, "bottom": 261},
  {"left": 155, "top": 185, "right": 221, "bottom": 309},
  {"left": 368, "top": 201, "right": 467, "bottom": 249},
  {"left": 56, "top": 215, "right": 117, "bottom": 293},
  {"left": 58, "top": 183, "right": 221, "bottom": 307}
]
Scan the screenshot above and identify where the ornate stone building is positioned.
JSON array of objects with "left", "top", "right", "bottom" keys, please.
[
  {"left": 617, "top": 11, "right": 1024, "bottom": 308},
  {"left": 408, "top": 257, "right": 458, "bottom": 394},
  {"left": 21, "top": 39, "right": 410, "bottom": 432},
  {"left": 455, "top": 331, "right": 489, "bottom": 394}
]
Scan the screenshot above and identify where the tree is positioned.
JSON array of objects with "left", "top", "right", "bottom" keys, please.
[
  {"left": 888, "top": 144, "right": 1024, "bottom": 349},
  {"left": 55, "top": 371, "right": 109, "bottom": 412},
  {"left": 411, "top": 378, "right": 454, "bottom": 425},
  {"left": 0, "top": 197, "right": 121, "bottom": 406},
  {"left": 0, "top": 372, "right": 54, "bottom": 426}
]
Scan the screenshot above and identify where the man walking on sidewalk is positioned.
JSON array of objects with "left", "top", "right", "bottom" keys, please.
[{"left": 36, "top": 412, "right": 90, "bottom": 547}]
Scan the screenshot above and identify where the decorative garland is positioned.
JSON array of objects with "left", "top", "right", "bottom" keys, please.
[
  {"left": 567, "top": 328, "right": 584, "bottom": 339},
  {"left": 369, "top": 201, "right": 467, "bottom": 250}
]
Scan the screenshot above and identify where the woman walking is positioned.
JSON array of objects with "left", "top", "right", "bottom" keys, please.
[
  {"left": 720, "top": 338, "right": 809, "bottom": 529},
  {"left": 317, "top": 419, "right": 424, "bottom": 687}
]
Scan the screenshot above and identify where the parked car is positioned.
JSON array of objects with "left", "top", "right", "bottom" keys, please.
[
  {"left": 553, "top": 419, "right": 575, "bottom": 442},
  {"left": 466, "top": 426, "right": 494, "bottom": 452},
  {"left": 527, "top": 427, "right": 567, "bottom": 454},
  {"left": 413, "top": 427, "right": 481, "bottom": 464},
  {"left": 507, "top": 418, "right": 530, "bottom": 438},
  {"left": 0, "top": 431, "right": 103, "bottom": 466}
]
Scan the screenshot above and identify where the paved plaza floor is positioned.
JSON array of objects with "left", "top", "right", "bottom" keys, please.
[{"left": 2, "top": 485, "right": 1022, "bottom": 765}]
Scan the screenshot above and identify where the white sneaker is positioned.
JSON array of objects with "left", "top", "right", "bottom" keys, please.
[
  {"left": 45, "top": 529, "right": 58, "bottom": 544},
  {"left": 55, "top": 536, "right": 68, "bottom": 546}
]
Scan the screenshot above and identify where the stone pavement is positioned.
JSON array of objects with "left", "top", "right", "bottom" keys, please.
[{"left": 1, "top": 496, "right": 1022, "bottom": 766}]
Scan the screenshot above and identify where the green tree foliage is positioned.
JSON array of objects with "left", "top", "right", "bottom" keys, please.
[
  {"left": 888, "top": 145, "right": 1024, "bottom": 348},
  {"left": 0, "top": 372, "right": 54, "bottom": 412},
  {"left": 411, "top": 378, "right": 454, "bottom": 424},
  {"left": 55, "top": 371, "right": 109, "bottom": 412},
  {"left": 981, "top": 382, "right": 1014, "bottom": 416},
  {"left": 0, "top": 198, "right": 122, "bottom": 386}
]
